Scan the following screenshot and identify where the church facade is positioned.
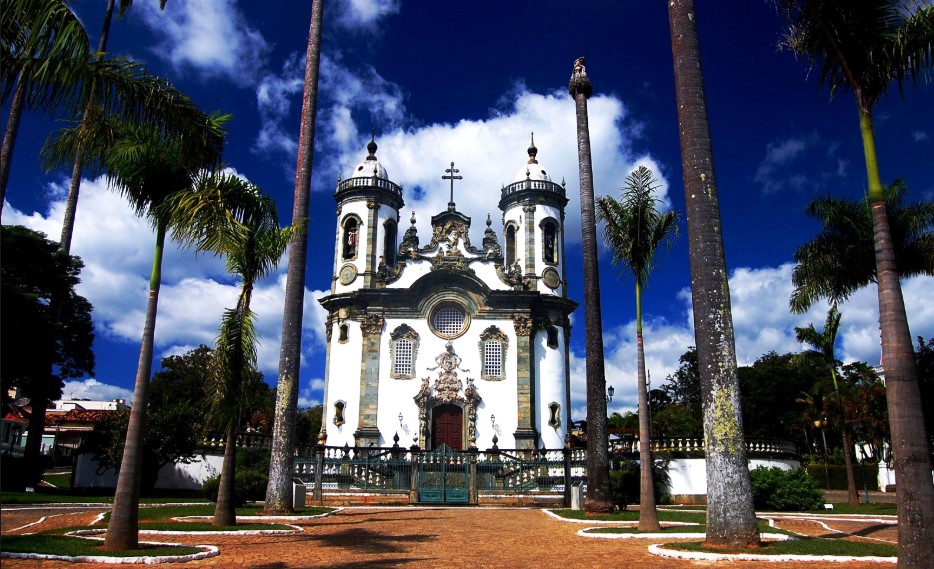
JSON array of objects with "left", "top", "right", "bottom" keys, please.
[{"left": 318, "top": 135, "right": 576, "bottom": 451}]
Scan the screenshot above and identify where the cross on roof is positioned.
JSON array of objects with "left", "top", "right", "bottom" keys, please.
[{"left": 442, "top": 162, "right": 462, "bottom": 211}]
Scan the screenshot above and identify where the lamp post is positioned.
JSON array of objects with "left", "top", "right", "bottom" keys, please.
[{"left": 606, "top": 385, "right": 614, "bottom": 404}]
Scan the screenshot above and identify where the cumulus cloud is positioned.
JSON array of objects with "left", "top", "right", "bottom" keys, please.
[
  {"left": 59, "top": 379, "right": 134, "bottom": 403},
  {"left": 569, "top": 264, "right": 934, "bottom": 418},
  {"left": 913, "top": 130, "right": 929, "bottom": 142},
  {"left": 335, "top": 0, "right": 401, "bottom": 29},
  {"left": 133, "top": 0, "right": 270, "bottom": 85},
  {"left": 2, "top": 177, "right": 329, "bottom": 383}
]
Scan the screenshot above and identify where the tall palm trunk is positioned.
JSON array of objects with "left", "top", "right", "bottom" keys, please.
[
  {"left": 668, "top": 0, "right": 759, "bottom": 547},
  {"left": 265, "top": 0, "right": 324, "bottom": 514},
  {"left": 59, "top": 0, "right": 117, "bottom": 254},
  {"left": 858, "top": 107, "right": 934, "bottom": 568},
  {"left": 0, "top": 76, "right": 27, "bottom": 212},
  {"left": 213, "top": 425, "right": 238, "bottom": 527},
  {"left": 635, "top": 282, "right": 660, "bottom": 531},
  {"left": 104, "top": 222, "right": 166, "bottom": 550},
  {"left": 568, "top": 57, "right": 612, "bottom": 513},
  {"left": 830, "top": 366, "right": 859, "bottom": 506}
]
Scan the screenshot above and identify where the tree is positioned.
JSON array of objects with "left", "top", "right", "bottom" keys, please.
[
  {"left": 265, "top": 0, "right": 324, "bottom": 515},
  {"left": 295, "top": 406, "right": 324, "bottom": 455},
  {"left": 668, "top": 0, "right": 760, "bottom": 547},
  {"left": 655, "top": 347, "right": 703, "bottom": 438},
  {"left": 175, "top": 179, "right": 291, "bottom": 526},
  {"left": 795, "top": 305, "right": 859, "bottom": 505},
  {"left": 790, "top": 181, "right": 934, "bottom": 312},
  {"left": 0, "top": 225, "right": 94, "bottom": 469},
  {"left": 596, "top": 165, "right": 678, "bottom": 531},
  {"left": 53, "top": 113, "right": 234, "bottom": 550},
  {"left": 915, "top": 337, "right": 934, "bottom": 461},
  {"left": 1, "top": 0, "right": 223, "bottom": 215},
  {"left": 838, "top": 361, "right": 889, "bottom": 466},
  {"left": 776, "top": 3, "right": 934, "bottom": 562},
  {"left": 568, "top": 56, "right": 612, "bottom": 513}
]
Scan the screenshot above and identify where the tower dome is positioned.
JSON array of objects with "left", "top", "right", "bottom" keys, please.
[
  {"left": 512, "top": 133, "right": 552, "bottom": 182},
  {"left": 350, "top": 132, "right": 389, "bottom": 179}
]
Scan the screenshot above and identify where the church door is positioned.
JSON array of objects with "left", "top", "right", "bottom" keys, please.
[{"left": 432, "top": 404, "right": 463, "bottom": 450}]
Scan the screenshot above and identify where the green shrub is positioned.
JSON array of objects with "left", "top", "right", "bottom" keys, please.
[
  {"left": 750, "top": 466, "right": 823, "bottom": 511},
  {"left": 202, "top": 468, "right": 267, "bottom": 505}
]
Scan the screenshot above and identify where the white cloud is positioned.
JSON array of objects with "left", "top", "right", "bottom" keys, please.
[
  {"left": 336, "top": 0, "right": 401, "bottom": 29},
  {"left": 134, "top": 0, "right": 269, "bottom": 85},
  {"left": 754, "top": 132, "right": 849, "bottom": 194},
  {"left": 59, "top": 379, "right": 133, "bottom": 403},
  {"left": 2, "top": 177, "right": 328, "bottom": 384},
  {"left": 568, "top": 264, "right": 934, "bottom": 419},
  {"left": 255, "top": 52, "right": 305, "bottom": 157},
  {"left": 912, "top": 130, "right": 929, "bottom": 142}
]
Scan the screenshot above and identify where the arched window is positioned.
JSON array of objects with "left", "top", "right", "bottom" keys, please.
[
  {"left": 546, "top": 326, "right": 559, "bottom": 349},
  {"left": 333, "top": 401, "right": 346, "bottom": 426},
  {"left": 479, "top": 326, "right": 509, "bottom": 381},
  {"left": 342, "top": 216, "right": 360, "bottom": 260},
  {"left": 338, "top": 324, "right": 349, "bottom": 343},
  {"left": 541, "top": 219, "right": 559, "bottom": 265},
  {"left": 383, "top": 219, "right": 398, "bottom": 266},
  {"left": 504, "top": 223, "right": 517, "bottom": 267},
  {"left": 390, "top": 324, "right": 419, "bottom": 379}
]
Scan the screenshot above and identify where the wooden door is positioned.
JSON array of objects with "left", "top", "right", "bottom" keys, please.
[{"left": 432, "top": 404, "right": 463, "bottom": 450}]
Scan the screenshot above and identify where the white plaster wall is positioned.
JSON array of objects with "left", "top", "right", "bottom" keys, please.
[
  {"left": 532, "top": 204, "right": 564, "bottom": 298},
  {"left": 74, "top": 453, "right": 224, "bottom": 490},
  {"left": 535, "top": 328, "right": 567, "bottom": 448},
  {"left": 324, "top": 321, "right": 363, "bottom": 447},
  {"left": 390, "top": 259, "right": 431, "bottom": 288},
  {"left": 666, "top": 457, "right": 799, "bottom": 497}
]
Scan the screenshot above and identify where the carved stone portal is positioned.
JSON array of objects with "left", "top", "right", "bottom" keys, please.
[{"left": 414, "top": 342, "right": 482, "bottom": 448}]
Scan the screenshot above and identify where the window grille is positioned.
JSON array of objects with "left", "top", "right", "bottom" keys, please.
[
  {"left": 394, "top": 339, "right": 413, "bottom": 376},
  {"left": 483, "top": 341, "right": 503, "bottom": 377},
  {"left": 434, "top": 306, "right": 465, "bottom": 336}
]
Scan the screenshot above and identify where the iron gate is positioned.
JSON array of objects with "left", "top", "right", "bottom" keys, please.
[{"left": 417, "top": 444, "right": 469, "bottom": 503}]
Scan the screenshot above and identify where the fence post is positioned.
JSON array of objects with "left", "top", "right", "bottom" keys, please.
[
  {"left": 563, "top": 446, "right": 572, "bottom": 508},
  {"left": 469, "top": 449, "right": 479, "bottom": 504},
  {"left": 409, "top": 445, "right": 419, "bottom": 504},
  {"left": 313, "top": 444, "right": 324, "bottom": 502}
]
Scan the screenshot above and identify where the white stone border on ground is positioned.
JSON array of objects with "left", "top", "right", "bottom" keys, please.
[
  {"left": 578, "top": 528, "right": 793, "bottom": 540},
  {"left": 540, "top": 508, "right": 700, "bottom": 525},
  {"left": 647, "top": 543, "right": 896, "bottom": 564},
  {"left": 1, "top": 534, "right": 219, "bottom": 565}
]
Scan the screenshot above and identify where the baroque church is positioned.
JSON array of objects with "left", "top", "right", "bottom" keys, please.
[{"left": 318, "top": 134, "right": 576, "bottom": 451}]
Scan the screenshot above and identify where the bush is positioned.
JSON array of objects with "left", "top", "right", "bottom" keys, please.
[
  {"left": 202, "top": 449, "right": 269, "bottom": 505},
  {"left": 0, "top": 454, "right": 27, "bottom": 491},
  {"left": 608, "top": 459, "right": 671, "bottom": 510},
  {"left": 750, "top": 466, "right": 823, "bottom": 511}
]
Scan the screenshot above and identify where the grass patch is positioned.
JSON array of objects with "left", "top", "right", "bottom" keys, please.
[
  {"left": 673, "top": 538, "right": 896, "bottom": 557},
  {"left": 815, "top": 503, "right": 896, "bottom": 516},
  {"left": 93, "top": 504, "right": 332, "bottom": 522},
  {"left": 0, "top": 534, "right": 204, "bottom": 558},
  {"left": 551, "top": 508, "right": 705, "bottom": 524},
  {"left": 139, "top": 521, "right": 293, "bottom": 532},
  {"left": 42, "top": 473, "right": 72, "bottom": 488},
  {"left": 0, "top": 490, "right": 210, "bottom": 505},
  {"left": 585, "top": 518, "right": 793, "bottom": 536}
]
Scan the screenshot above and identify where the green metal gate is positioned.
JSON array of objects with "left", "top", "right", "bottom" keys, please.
[{"left": 417, "top": 444, "right": 469, "bottom": 503}]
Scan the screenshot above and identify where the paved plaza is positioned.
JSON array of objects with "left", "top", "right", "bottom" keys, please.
[{"left": 1, "top": 504, "right": 897, "bottom": 568}]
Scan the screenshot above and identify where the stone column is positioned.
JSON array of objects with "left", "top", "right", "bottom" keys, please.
[
  {"left": 523, "top": 205, "right": 537, "bottom": 290},
  {"left": 363, "top": 200, "right": 378, "bottom": 287},
  {"left": 513, "top": 314, "right": 538, "bottom": 449},
  {"left": 354, "top": 313, "right": 383, "bottom": 446}
]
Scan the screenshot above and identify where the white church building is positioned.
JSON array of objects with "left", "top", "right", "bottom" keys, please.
[{"left": 318, "top": 135, "right": 576, "bottom": 451}]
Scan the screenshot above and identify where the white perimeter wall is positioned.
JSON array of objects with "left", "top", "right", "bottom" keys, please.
[
  {"left": 667, "top": 458, "right": 800, "bottom": 497},
  {"left": 74, "top": 453, "right": 224, "bottom": 491}
]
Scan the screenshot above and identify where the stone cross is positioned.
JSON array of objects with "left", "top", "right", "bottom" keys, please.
[{"left": 442, "top": 162, "right": 462, "bottom": 210}]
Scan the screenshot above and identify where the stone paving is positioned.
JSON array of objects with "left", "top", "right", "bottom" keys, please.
[{"left": 1, "top": 505, "right": 897, "bottom": 568}]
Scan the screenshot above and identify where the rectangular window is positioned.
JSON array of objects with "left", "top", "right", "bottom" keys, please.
[
  {"left": 483, "top": 341, "right": 503, "bottom": 377},
  {"left": 394, "top": 339, "right": 413, "bottom": 376}
]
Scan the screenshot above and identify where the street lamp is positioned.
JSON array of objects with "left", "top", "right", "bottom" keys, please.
[{"left": 606, "top": 385, "right": 615, "bottom": 404}]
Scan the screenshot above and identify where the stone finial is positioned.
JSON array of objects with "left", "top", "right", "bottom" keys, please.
[
  {"left": 366, "top": 129, "right": 378, "bottom": 160},
  {"left": 527, "top": 132, "right": 538, "bottom": 164}
]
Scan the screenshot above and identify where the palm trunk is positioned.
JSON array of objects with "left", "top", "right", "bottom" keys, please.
[
  {"left": 636, "top": 283, "right": 660, "bottom": 530},
  {"left": 568, "top": 58, "right": 612, "bottom": 514},
  {"left": 213, "top": 425, "right": 238, "bottom": 527},
  {"left": 265, "top": 0, "right": 324, "bottom": 514},
  {"left": 104, "top": 223, "right": 166, "bottom": 550},
  {"left": 858, "top": 108, "right": 934, "bottom": 569},
  {"left": 59, "top": 0, "right": 117, "bottom": 254},
  {"left": 668, "top": 0, "right": 759, "bottom": 547},
  {"left": 0, "top": 75, "right": 27, "bottom": 213}
]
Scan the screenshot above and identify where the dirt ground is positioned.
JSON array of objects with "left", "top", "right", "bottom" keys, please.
[{"left": 1, "top": 505, "right": 897, "bottom": 568}]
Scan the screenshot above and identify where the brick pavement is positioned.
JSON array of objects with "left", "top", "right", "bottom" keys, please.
[{"left": 1, "top": 506, "right": 895, "bottom": 568}]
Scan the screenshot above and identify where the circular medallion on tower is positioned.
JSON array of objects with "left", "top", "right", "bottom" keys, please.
[
  {"left": 542, "top": 267, "right": 561, "bottom": 290},
  {"left": 339, "top": 263, "right": 358, "bottom": 285},
  {"left": 430, "top": 303, "right": 470, "bottom": 339}
]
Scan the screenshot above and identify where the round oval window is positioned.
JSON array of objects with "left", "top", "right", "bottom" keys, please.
[{"left": 432, "top": 305, "right": 467, "bottom": 338}]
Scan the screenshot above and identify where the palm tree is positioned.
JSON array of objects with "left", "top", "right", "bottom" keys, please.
[
  {"left": 596, "top": 165, "right": 678, "bottom": 531},
  {"left": 668, "top": 0, "right": 760, "bottom": 547},
  {"left": 165, "top": 180, "right": 292, "bottom": 526},
  {"left": 568, "top": 56, "right": 612, "bottom": 514},
  {"left": 777, "top": 3, "right": 934, "bottom": 564},
  {"left": 791, "top": 181, "right": 934, "bottom": 313},
  {"left": 2, "top": 1, "right": 221, "bottom": 216},
  {"left": 795, "top": 305, "right": 859, "bottom": 505},
  {"left": 49, "top": 113, "right": 230, "bottom": 549},
  {"left": 264, "top": 0, "right": 324, "bottom": 514}
]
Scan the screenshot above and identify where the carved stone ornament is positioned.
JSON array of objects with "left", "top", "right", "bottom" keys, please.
[
  {"left": 413, "top": 342, "right": 483, "bottom": 448},
  {"left": 325, "top": 316, "right": 334, "bottom": 343},
  {"left": 375, "top": 256, "right": 404, "bottom": 287},
  {"left": 542, "top": 267, "right": 561, "bottom": 289},
  {"left": 513, "top": 314, "right": 533, "bottom": 336},
  {"left": 482, "top": 215, "right": 502, "bottom": 260},
  {"left": 428, "top": 247, "right": 474, "bottom": 274},
  {"left": 399, "top": 212, "right": 420, "bottom": 260},
  {"left": 360, "top": 314, "right": 384, "bottom": 336},
  {"left": 498, "top": 260, "right": 526, "bottom": 289},
  {"left": 478, "top": 326, "right": 509, "bottom": 381}
]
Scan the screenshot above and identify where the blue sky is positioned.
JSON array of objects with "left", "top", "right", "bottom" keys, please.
[{"left": 3, "top": 0, "right": 932, "bottom": 420}]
